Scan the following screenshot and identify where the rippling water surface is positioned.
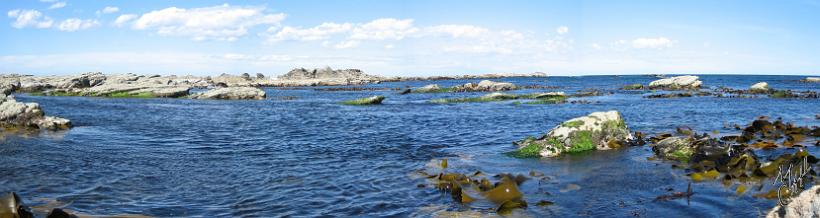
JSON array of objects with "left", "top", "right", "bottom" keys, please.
[{"left": 1, "top": 75, "right": 819, "bottom": 217}]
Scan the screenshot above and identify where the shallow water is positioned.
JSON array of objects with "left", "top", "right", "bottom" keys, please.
[{"left": 1, "top": 75, "right": 818, "bottom": 217}]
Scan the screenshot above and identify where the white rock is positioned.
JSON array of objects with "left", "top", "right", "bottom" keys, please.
[
  {"left": 516, "top": 110, "right": 632, "bottom": 157},
  {"left": 648, "top": 75, "right": 703, "bottom": 89},
  {"left": 767, "top": 185, "right": 820, "bottom": 218},
  {"left": 476, "top": 80, "right": 517, "bottom": 91},
  {"left": 190, "top": 87, "right": 266, "bottom": 100},
  {"left": 750, "top": 82, "right": 770, "bottom": 92},
  {"left": 414, "top": 84, "right": 441, "bottom": 93},
  {"left": 0, "top": 94, "right": 71, "bottom": 129}
]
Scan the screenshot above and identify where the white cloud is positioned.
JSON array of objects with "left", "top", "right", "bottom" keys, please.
[
  {"left": 350, "top": 18, "right": 418, "bottom": 40},
  {"left": 48, "top": 2, "right": 66, "bottom": 10},
  {"left": 114, "top": 14, "right": 137, "bottom": 27},
  {"left": 57, "top": 18, "right": 100, "bottom": 32},
  {"left": 556, "top": 26, "right": 569, "bottom": 34},
  {"left": 270, "top": 22, "right": 352, "bottom": 41},
  {"left": 101, "top": 6, "right": 119, "bottom": 14},
  {"left": 384, "top": 44, "right": 394, "bottom": 49},
  {"left": 333, "top": 40, "right": 360, "bottom": 49},
  {"left": 266, "top": 18, "right": 418, "bottom": 44},
  {"left": 424, "top": 25, "right": 488, "bottom": 38},
  {"left": 132, "top": 4, "right": 286, "bottom": 41},
  {"left": 630, "top": 37, "right": 676, "bottom": 49},
  {"left": 7, "top": 9, "right": 53, "bottom": 29},
  {"left": 590, "top": 43, "right": 602, "bottom": 49}
]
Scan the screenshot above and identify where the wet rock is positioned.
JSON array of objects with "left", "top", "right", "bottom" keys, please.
[
  {"left": 47, "top": 208, "right": 78, "bottom": 218},
  {"left": 190, "top": 87, "right": 266, "bottom": 100},
  {"left": 530, "top": 92, "right": 566, "bottom": 99},
  {"left": 648, "top": 75, "right": 703, "bottom": 90},
  {"left": 767, "top": 185, "right": 820, "bottom": 218},
  {"left": 512, "top": 110, "right": 632, "bottom": 157},
  {"left": 413, "top": 84, "right": 441, "bottom": 93},
  {"left": 341, "top": 95, "right": 385, "bottom": 105},
  {"left": 645, "top": 92, "right": 693, "bottom": 98},
  {"left": 622, "top": 84, "right": 645, "bottom": 90},
  {"left": 0, "top": 94, "right": 71, "bottom": 130},
  {"left": 750, "top": 82, "right": 770, "bottom": 93},
  {"left": 651, "top": 137, "right": 694, "bottom": 162},
  {"left": 0, "top": 192, "right": 33, "bottom": 218}
]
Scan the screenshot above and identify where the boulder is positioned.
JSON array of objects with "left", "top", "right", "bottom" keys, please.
[
  {"left": 512, "top": 111, "right": 632, "bottom": 157},
  {"left": 59, "top": 72, "right": 106, "bottom": 89},
  {"left": 190, "top": 87, "right": 266, "bottom": 100},
  {"left": 750, "top": 82, "right": 770, "bottom": 92},
  {"left": 0, "top": 94, "right": 71, "bottom": 130},
  {"left": 414, "top": 84, "right": 441, "bottom": 93},
  {"left": 651, "top": 136, "right": 695, "bottom": 161},
  {"left": 476, "top": 80, "right": 517, "bottom": 92},
  {"left": 648, "top": 75, "right": 703, "bottom": 90},
  {"left": 767, "top": 185, "right": 820, "bottom": 218}
]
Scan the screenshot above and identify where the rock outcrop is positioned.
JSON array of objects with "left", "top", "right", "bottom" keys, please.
[
  {"left": 0, "top": 94, "right": 71, "bottom": 130},
  {"left": 450, "top": 80, "right": 517, "bottom": 92},
  {"left": 190, "top": 87, "right": 266, "bottom": 100},
  {"left": 750, "top": 82, "right": 770, "bottom": 93},
  {"left": 512, "top": 111, "right": 632, "bottom": 157},
  {"left": 802, "top": 77, "right": 820, "bottom": 83},
  {"left": 767, "top": 185, "right": 820, "bottom": 218},
  {"left": 648, "top": 75, "right": 703, "bottom": 90}
]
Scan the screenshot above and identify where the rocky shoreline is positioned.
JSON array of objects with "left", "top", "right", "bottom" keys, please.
[{"left": 1, "top": 72, "right": 818, "bottom": 216}]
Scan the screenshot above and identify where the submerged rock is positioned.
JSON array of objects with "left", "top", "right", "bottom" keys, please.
[
  {"left": 750, "top": 82, "right": 770, "bottom": 93},
  {"left": 767, "top": 185, "right": 820, "bottom": 218},
  {"left": 190, "top": 87, "right": 266, "bottom": 100},
  {"left": 512, "top": 110, "right": 632, "bottom": 157},
  {"left": 0, "top": 94, "right": 71, "bottom": 130},
  {"left": 648, "top": 75, "right": 703, "bottom": 90},
  {"left": 341, "top": 95, "right": 385, "bottom": 105}
]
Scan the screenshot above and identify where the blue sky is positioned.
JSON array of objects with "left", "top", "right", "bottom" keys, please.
[{"left": 2, "top": 0, "right": 819, "bottom": 76}]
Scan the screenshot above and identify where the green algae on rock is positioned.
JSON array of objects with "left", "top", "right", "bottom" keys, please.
[
  {"left": 341, "top": 95, "right": 385, "bottom": 105},
  {"left": 511, "top": 111, "right": 632, "bottom": 157}
]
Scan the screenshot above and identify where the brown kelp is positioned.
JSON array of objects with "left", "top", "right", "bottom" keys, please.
[
  {"left": 649, "top": 117, "right": 820, "bottom": 205},
  {"left": 412, "top": 158, "right": 554, "bottom": 215}
]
